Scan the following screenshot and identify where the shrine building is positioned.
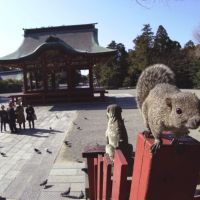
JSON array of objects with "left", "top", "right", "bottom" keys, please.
[{"left": 0, "top": 23, "right": 115, "bottom": 104}]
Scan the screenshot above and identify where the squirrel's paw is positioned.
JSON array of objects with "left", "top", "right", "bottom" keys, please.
[
  {"left": 142, "top": 130, "right": 152, "bottom": 138},
  {"left": 150, "top": 140, "right": 162, "bottom": 154},
  {"left": 170, "top": 138, "right": 179, "bottom": 145}
]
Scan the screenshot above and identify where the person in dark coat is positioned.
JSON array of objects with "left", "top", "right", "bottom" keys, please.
[
  {"left": 15, "top": 100, "right": 26, "bottom": 129},
  {"left": 0, "top": 105, "right": 8, "bottom": 132},
  {"left": 7, "top": 102, "right": 17, "bottom": 133},
  {"left": 26, "top": 105, "right": 36, "bottom": 129}
]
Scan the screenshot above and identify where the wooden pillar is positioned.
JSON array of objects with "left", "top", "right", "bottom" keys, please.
[
  {"left": 89, "top": 65, "right": 94, "bottom": 90},
  {"left": 35, "top": 71, "right": 39, "bottom": 89},
  {"left": 68, "top": 65, "right": 74, "bottom": 91},
  {"left": 42, "top": 60, "right": 48, "bottom": 92},
  {"left": 29, "top": 71, "right": 33, "bottom": 90},
  {"left": 23, "top": 65, "right": 28, "bottom": 93},
  {"left": 51, "top": 72, "right": 56, "bottom": 89}
]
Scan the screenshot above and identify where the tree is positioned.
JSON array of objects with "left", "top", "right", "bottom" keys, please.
[
  {"left": 127, "top": 24, "right": 154, "bottom": 86},
  {"left": 152, "top": 25, "right": 181, "bottom": 65},
  {"left": 132, "top": 24, "right": 154, "bottom": 70},
  {"left": 94, "top": 41, "right": 129, "bottom": 88}
]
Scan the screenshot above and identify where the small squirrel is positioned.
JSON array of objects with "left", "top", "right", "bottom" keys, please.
[
  {"left": 105, "top": 104, "right": 131, "bottom": 162},
  {"left": 136, "top": 64, "right": 200, "bottom": 153}
]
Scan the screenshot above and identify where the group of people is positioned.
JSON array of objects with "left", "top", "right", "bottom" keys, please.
[{"left": 0, "top": 100, "right": 36, "bottom": 133}]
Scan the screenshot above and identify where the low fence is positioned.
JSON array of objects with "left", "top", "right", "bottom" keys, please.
[{"left": 83, "top": 133, "right": 200, "bottom": 200}]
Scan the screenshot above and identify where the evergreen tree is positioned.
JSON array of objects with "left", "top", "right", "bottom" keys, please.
[
  {"left": 93, "top": 41, "right": 129, "bottom": 88},
  {"left": 127, "top": 24, "right": 154, "bottom": 86}
]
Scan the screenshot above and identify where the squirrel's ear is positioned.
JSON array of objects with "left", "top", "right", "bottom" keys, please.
[{"left": 165, "top": 97, "right": 172, "bottom": 109}]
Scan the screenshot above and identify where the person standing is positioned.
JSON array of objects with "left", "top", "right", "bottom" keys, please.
[
  {"left": 26, "top": 105, "right": 36, "bottom": 129},
  {"left": 15, "top": 100, "right": 26, "bottom": 129},
  {"left": 7, "top": 102, "right": 17, "bottom": 133},
  {"left": 0, "top": 105, "right": 8, "bottom": 132}
]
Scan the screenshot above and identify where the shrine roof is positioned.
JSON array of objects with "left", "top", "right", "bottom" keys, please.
[{"left": 0, "top": 23, "right": 115, "bottom": 63}]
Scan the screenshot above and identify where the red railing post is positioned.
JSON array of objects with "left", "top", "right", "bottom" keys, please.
[
  {"left": 94, "top": 158, "right": 98, "bottom": 199},
  {"left": 82, "top": 145, "right": 105, "bottom": 200},
  {"left": 97, "top": 155, "right": 103, "bottom": 200},
  {"left": 102, "top": 154, "right": 112, "bottom": 200},
  {"left": 130, "top": 133, "right": 200, "bottom": 200},
  {"left": 112, "top": 149, "right": 128, "bottom": 200}
]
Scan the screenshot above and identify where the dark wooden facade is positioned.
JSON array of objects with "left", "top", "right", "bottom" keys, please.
[{"left": 0, "top": 23, "right": 115, "bottom": 104}]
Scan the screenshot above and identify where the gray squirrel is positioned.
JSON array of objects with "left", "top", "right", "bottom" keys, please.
[
  {"left": 105, "top": 104, "right": 132, "bottom": 163},
  {"left": 136, "top": 64, "right": 200, "bottom": 153}
]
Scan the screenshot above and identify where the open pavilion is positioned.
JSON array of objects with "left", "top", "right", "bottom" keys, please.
[{"left": 0, "top": 23, "right": 115, "bottom": 104}]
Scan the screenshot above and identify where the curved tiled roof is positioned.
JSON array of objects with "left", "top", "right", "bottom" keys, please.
[{"left": 0, "top": 23, "right": 115, "bottom": 62}]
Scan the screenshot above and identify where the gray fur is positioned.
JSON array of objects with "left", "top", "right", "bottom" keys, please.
[
  {"left": 105, "top": 104, "right": 129, "bottom": 162},
  {"left": 136, "top": 64, "right": 200, "bottom": 149},
  {"left": 136, "top": 64, "right": 175, "bottom": 109}
]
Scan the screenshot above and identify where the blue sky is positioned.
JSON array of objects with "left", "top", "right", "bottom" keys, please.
[{"left": 0, "top": 0, "right": 200, "bottom": 57}]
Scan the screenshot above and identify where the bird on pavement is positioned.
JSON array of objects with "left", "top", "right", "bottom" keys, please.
[
  {"left": 64, "top": 140, "right": 69, "bottom": 145},
  {"left": 64, "top": 141, "right": 72, "bottom": 147},
  {"left": 46, "top": 148, "right": 52, "bottom": 154},
  {"left": 78, "top": 191, "right": 84, "bottom": 199},
  {"left": 84, "top": 117, "right": 88, "bottom": 120},
  {"left": 60, "top": 187, "right": 71, "bottom": 197},
  {"left": 34, "top": 148, "right": 41, "bottom": 154},
  {"left": 40, "top": 179, "right": 48, "bottom": 186},
  {"left": 0, "top": 152, "right": 7, "bottom": 157}
]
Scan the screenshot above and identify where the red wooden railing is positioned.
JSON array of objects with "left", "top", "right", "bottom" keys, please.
[{"left": 82, "top": 133, "right": 200, "bottom": 200}]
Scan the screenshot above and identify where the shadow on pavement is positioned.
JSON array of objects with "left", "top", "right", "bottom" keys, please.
[
  {"left": 49, "top": 96, "right": 137, "bottom": 112},
  {"left": 15, "top": 128, "right": 63, "bottom": 138}
]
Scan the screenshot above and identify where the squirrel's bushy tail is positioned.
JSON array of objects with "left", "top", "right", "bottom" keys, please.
[{"left": 136, "top": 64, "right": 175, "bottom": 109}]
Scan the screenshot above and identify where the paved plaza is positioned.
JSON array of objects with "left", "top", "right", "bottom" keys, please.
[{"left": 0, "top": 89, "right": 200, "bottom": 200}]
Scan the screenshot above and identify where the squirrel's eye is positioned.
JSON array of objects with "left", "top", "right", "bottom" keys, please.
[{"left": 176, "top": 108, "right": 182, "bottom": 114}]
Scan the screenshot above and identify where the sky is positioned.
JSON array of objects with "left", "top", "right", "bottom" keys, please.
[{"left": 0, "top": 0, "right": 200, "bottom": 57}]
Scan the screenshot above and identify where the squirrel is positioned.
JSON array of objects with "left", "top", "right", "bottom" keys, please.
[
  {"left": 105, "top": 104, "right": 132, "bottom": 163},
  {"left": 136, "top": 64, "right": 200, "bottom": 153}
]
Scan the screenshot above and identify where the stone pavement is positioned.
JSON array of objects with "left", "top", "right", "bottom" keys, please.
[
  {"left": 1, "top": 89, "right": 200, "bottom": 200},
  {"left": 0, "top": 104, "right": 86, "bottom": 200}
]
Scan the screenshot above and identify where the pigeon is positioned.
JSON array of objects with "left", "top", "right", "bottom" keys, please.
[
  {"left": 78, "top": 191, "right": 84, "bottom": 199},
  {"left": 73, "top": 122, "right": 77, "bottom": 125},
  {"left": 56, "top": 115, "right": 59, "bottom": 119},
  {"left": 44, "top": 184, "right": 53, "bottom": 189},
  {"left": 64, "top": 141, "right": 72, "bottom": 147},
  {"left": 76, "top": 159, "right": 83, "bottom": 163},
  {"left": 84, "top": 117, "right": 88, "bottom": 120},
  {"left": 64, "top": 140, "right": 69, "bottom": 145},
  {"left": 46, "top": 148, "right": 52, "bottom": 154},
  {"left": 34, "top": 148, "right": 41, "bottom": 154},
  {"left": 60, "top": 187, "right": 71, "bottom": 197},
  {"left": 40, "top": 179, "right": 48, "bottom": 186},
  {"left": 77, "top": 127, "right": 81, "bottom": 130},
  {"left": 0, "top": 152, "right": 7, "bottom": 157},
  {"left": 81, "top": 168, "right": 88, "bottom": 174}
]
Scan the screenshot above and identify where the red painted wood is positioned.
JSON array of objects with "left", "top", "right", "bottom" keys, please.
[
  {"left": 97, "top": 155, "right": 103, "bottom": 200},
  {"left": 130, "top": 133, "right": 200, "bottom": 200},
  {"left": 194, "top": 195, "right": 200, "bottom": 200},
  {"left": 129, "top": 133, "right": 147, "bottom": 200},
  {"left": 94, "top": 158, "right": 98, "bottom": 200},
  {"left": 112, "top": 149, "right": 128, "bottom": 200},
  {"left": 102, "top": 154, "right": 112, "bottom": 200},
  {"left": 87, "top": 158, "right": 96, "bottom": 200},
  {"left": 197, "top": 171, "right": 200, "bottom": 184}
]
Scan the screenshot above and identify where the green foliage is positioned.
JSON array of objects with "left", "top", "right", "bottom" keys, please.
[
  {"left": 94, "top": 40, "right": 129, "bottom": 89},
  {"left": 0, "top": 79, "right": 23, "bottom": 93}
]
